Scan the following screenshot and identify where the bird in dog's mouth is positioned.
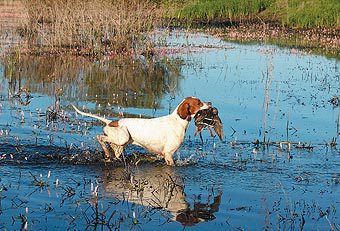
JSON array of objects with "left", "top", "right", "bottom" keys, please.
[{"left": 194, "top": 107, "right": 223, "bottom": 141}]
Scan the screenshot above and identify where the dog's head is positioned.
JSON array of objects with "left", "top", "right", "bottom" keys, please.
[{"left": 177, "top": 97, "right": 211, "bottom": 121}]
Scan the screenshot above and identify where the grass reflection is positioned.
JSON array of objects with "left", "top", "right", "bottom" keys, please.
[{"left": 2, "top": 54, "right": 183, "bottom": 109}]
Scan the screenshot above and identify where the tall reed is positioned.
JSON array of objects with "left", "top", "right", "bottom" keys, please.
[
  {"left": 262, "top": 59, "right": 274, "bottom": 144},
  {"left": 20, "top": 0, "right": 160, "bottom": 57}
]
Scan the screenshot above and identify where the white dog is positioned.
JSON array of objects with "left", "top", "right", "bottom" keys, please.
[{"left": 72, "top": 97, "right": 210, "bottom": 165}]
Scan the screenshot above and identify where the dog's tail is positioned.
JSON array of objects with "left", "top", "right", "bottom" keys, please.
[{"left": 71, "top": 104, "right": 111, "bottom": 125}]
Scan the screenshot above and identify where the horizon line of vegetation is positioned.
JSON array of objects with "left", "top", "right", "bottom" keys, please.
[{"left": 3, "top": 0, "right": 339, "bottom": 58}]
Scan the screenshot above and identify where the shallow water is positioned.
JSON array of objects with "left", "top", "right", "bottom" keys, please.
[{"left": 0, "top": 31, "right": 339, "bottom": 230}]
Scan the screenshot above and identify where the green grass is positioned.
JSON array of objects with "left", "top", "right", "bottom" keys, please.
[
  {"left": 174, "top": 0, "right": 273, "bottom": 20},
  {"left": 166, "top": 0, "right": 340, "bottom": 28},
  {"left": 281, "top": 0, "right": 340, "bottom": 28}
]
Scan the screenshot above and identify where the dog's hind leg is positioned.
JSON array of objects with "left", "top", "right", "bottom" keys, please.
[
  {"left": 99, "top": 126, "right": 130, "bottom": 162},
  {"left": 97, "top": 135, "right": 113, "bottom": 162}
]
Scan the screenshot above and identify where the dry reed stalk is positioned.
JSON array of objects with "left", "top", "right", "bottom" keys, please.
[{"left": 262, "top": 58, "right": 273, "bottom": 144}]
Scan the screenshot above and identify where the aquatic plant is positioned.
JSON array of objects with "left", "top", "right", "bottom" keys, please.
[{"left": 262, "top": 58, "right": 274, "bottom": 144}]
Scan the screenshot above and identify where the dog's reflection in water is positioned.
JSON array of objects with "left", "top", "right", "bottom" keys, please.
[
  {"left": 102, "top": 165, "right": 222, "bottom": 226},
  {"left": 175, "top": 191, "right": 222, "bottom": 226}
]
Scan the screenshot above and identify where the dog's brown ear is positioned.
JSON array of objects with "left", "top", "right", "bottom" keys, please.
[{"left": 177, "top": 102, "right": 190, "bottom": 120}]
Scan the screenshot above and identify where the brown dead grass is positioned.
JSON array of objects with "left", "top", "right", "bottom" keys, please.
[
  {"left": 1, "top": 0, "right": 160, "bottom": 57},
  {"left": 0, "top": 1, "right": 28, "bottom": 30}
]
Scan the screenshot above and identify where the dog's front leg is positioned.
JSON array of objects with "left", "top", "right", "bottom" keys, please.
[
  {"left": 164, "top": 153, "right": 175, "bottom": 166},
  {"left": 109, "top": 143, "right": 124, "bottom": 159}
]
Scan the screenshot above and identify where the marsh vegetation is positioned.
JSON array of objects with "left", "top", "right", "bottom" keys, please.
[
  {"left": 1, "top": 0, "right": 339, "bottom": 58},
  {"left": 3, "top": 0, "right": 160, "bottom": 57}
]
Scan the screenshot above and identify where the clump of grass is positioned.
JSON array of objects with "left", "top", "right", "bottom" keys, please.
[
  {"left": 165, "top": 0, "right": 340, "bottom": 28},
  {"left": 170, "top": 0, "right": 275, "bottom": 22},
  {"left": 19, "top": 0, "right": 160, "bottom": 57},
  {"left": 270, "top": 0, "right": 340, "bottom": 28}
]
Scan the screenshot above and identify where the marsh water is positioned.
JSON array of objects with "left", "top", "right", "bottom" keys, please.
[{"left": 0, "top": 31, "right": 339, "bottom": 230}]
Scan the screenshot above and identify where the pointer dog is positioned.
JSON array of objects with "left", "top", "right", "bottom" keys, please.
[{"left": 72, "top": 97, "right": 210, "bottom": 165}]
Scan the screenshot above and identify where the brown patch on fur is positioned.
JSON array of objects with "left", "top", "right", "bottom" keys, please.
[
  {"left": 108, "top": 120, "right": 119, "bottom": 127},
  {"left": 177, "top": 97, "right": 203, "bottom": 120}
]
